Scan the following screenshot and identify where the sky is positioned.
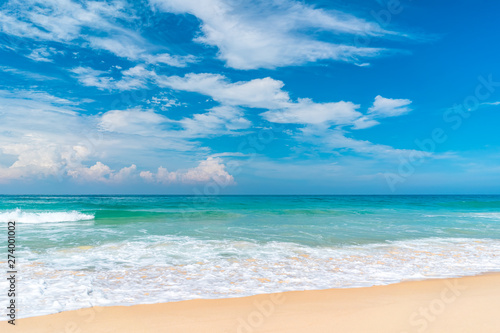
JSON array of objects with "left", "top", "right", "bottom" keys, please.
[{"left": 0, "top": 0, "right": 500, "bottom": 195}]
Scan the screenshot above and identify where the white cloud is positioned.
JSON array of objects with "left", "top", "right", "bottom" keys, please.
[
  {"left": 181, "top": 157, "right": 234, "bottom": 184},
  {"left": 97, "top": 105, "right": 251, "bottom": 138},
  {"left": 210, "top": 152, "right": 248, "bottom": 158},
  {"left": 67, "top": 162, "right": 113, "bottom": 182},
  {"left": 261, "top": 98, "right": 362, "bottom": 125},
  {"left": 155, "top": 70, "right": 419, "bottom": 159},
  {"left": 159, "top": 72, "right": 365, "bottom": 127},
  {"left": 146, "top": 94, "right": 180, "bottom": 111},
  {"left": 348, "top": 95, "right": 413, "bottom": 130},
  {"left": 25, "top": 46, "right": 63, "bottom": 62},
  {"left": 157, "top": 73, "right": 290, "bottom": 108},
  {"left": 0, "top": 90, "right": 231, "bottom": 184},
  {"left": 178, "top": 106, "right": 251, "bottom": 137},
  {"left": 70, "top": 66, "right": 407, "bottom": 134},
  {"left": 158, "top": 72, "right": 363, "bottom": 126},
  {"left": 150, "top": 0, "right": 402, "bottom": 69},
  {"left": 0, "top": 89, "right": 197, "bottom": 183},
  {"left": 71, "top": 67, "right": 114, "bottom": 90},
  {"left": 88, "top": 37, "right": 196, "bottom": 67},
  {"left": 67, "top": 61, "right": 414, "bottom": 141},
  {"left": 482, "top": 101, "right": 500, "bottom": 106},
  {"left": 368, "top": 95, "right": 412, "bottom": 118},
  {"left": 143, "top": 53, "right": 197, "bottom": 67},
  {"left": 98, "top": 109, "right": 168, "bottom": 136},
  {"left": 141, "top": 157, "right": 235, "bottom": 185},
  {"left": 158, "top": 72, "right": 414, "bottom": 130},
  {"left": 62, "top": 157, "right": 236, "bottom": 185},
  {"left": 299, "top": 127, "right": 429, "bottom": 159},
  {"left": 352, "top": 116, "right": 380, "bottom": 130},
  {"left": 71, "top": 65, "right": 149, "bottom": 91},
  {"left": 0, "top": 0, "right": 194, "bottom": 66},
  {"left": 0, "top": 90, "right": 90, "bottom": 182},
  {"left": 68, "top": 162, "right": 137, "bottom": 183},
  {"left": 0, "top": 66, "right": 58, "bottom": 81}
]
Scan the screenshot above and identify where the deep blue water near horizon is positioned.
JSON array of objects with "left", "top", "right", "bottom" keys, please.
[{"left": 1, "top": 195, "right": 500, "bottom": 318}]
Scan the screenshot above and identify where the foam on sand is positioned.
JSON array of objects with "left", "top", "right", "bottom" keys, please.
[{"left": 5, "top": 236, "right": 500, "bottom": 319}]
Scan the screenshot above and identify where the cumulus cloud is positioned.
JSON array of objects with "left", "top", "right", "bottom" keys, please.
[
  {"left": 140, "top": 157, "right": 235, "bottom": 185},
  {"left": 0, "top": 90, "right": 91, "bottom": 182},
  {"left": 63, "top": 157, "right": 236, "bottom": 185},
  {"left": 150, "top": 0, "right": 404, "bottom": 69},
  {"left": 0, "top": 88, "right": 212, "bottom": 184},
  {"left": 0, "top": 89, "right": 236, "bottom": 185},
  {"left": 68, "top": 162, "right": 137, "bottom": 183}
]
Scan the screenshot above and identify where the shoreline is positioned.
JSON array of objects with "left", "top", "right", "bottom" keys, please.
[{"left": 6, "top": 273, "right": 500, "bottom": 332}]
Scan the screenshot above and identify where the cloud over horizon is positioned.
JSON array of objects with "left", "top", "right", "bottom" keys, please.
[{"left": 2, "top": 0, "right": 493, "bottom": 194}]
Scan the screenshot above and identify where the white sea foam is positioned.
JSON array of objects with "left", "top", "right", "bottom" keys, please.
[
  {"left": 0, "top": 209, "right": 94, "bottom": 223},
  {"left": 2, "top": 236, "right": 500, "bottom": 319},
  {"left": 462, "top": 212, "right": 500, "bottom": 219}
]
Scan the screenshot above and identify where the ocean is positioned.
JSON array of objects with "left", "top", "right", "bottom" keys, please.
[{"left": 1, "top": 195, "right": 500, "bottom": 319}]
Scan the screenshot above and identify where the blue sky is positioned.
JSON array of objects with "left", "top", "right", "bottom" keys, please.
[{"left": 0, "top": 0, "right": 500, "bottom": 194}]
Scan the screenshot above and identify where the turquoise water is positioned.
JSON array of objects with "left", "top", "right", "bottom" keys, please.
[{"left": 1, "top": 195, "right": 500, "bottom": 318}]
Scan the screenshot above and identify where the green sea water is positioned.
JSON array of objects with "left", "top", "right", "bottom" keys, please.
[{"left": 1, "top": 195, "right": 500, "bottom": 318}]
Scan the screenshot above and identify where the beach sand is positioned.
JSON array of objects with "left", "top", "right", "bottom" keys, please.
[{"left": 6, "top": 273, "right": 500, "bottom": 333}]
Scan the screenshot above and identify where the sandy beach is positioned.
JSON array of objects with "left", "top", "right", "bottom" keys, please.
[{"left": 6, "top": 273, "right": 500, "bottom": 333}]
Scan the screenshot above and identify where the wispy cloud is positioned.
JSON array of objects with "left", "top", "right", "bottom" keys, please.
[
  {"left": 0, "top": 66, "right": 59, "bottom": 81},
  {"left": 25, "top": 46, "right": 63, "bottom": 62},
  {"left": 481, "top": 101, "right": 500, "bottom": 106},
  {"left": 150, "top": 0, "right": 409, "bottom": 69},
  {"left": 0, "top": 0, "right": 194, "bottom": 66},
  {"left": 71, "top": 66, "right": 149, "bottom": 91},
  {"left": 297, "top": 127, "right": 429, "bottom": 159}
]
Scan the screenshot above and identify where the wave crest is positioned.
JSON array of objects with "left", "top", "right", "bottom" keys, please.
[{"left": 0, "top": 209, "right": 94, "bottom": 223}]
